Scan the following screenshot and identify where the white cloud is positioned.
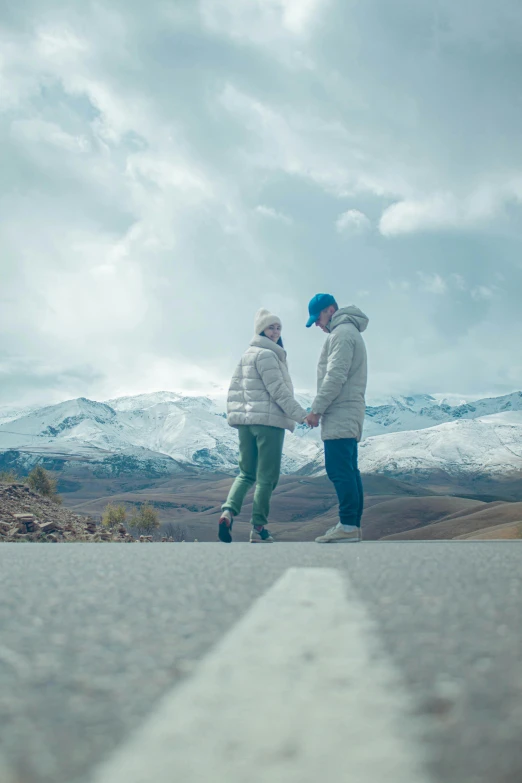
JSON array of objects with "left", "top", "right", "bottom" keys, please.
[
  {"left": 200, "top": 0, "right": 324, "bottom": 43},
  {"left": 336, "top": 209, "right": 371, "bottom": 234},
  {"left": 11, "top": 119, "right": 90, "bottom": 153},
  {"left": 279, "top": 0, "right": 325, "bottom": 35},
  {"left": 380, "top": 194, "right": 459, "bottom": 236},
  {"left": 379, "top": 184, "right": 522, "bottom": 236},
  {"left": 417, "top": 273, "right": 448, "bottom": 295},
  {"left": 255, "top": 205, "right": 293, "bottom": 224},
  {"left": 219, "top": 84, "right": 376, "bottom": 197},
  {"left": 388, "top": 280, "right": 411, "bottom": 292},
  {"left": 450, "top": 273, "right": 468, "bottom": 291},
  {"left": 1, "top": 0, "right": 522, "bottom": 406},
  {"left": 397, "top": 274, "right": 496, "bottom": 301},
  {"left": 471, "top": 286, "right": 495, "bottom": 301}
]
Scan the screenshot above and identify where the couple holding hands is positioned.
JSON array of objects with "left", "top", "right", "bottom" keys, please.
[{"left": 219, "top": 293, "right": 369, "bottom": 544}]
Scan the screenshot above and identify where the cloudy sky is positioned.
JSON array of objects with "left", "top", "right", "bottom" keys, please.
[{"left": 2, "top": 0, "right": 522, "bottom": 407}]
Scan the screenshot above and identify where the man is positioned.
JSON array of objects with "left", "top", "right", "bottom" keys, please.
[{"left": 304, "top": 293, "right": 369, "bottom": 543}]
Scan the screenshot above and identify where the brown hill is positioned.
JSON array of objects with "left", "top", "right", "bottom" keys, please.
[
  {"left": 382, "top": 501, "right": 522, "bottom": 540},
  {"left": 386, "top": 469, "right": 522, "bottom": 502},
  {"left": 433, "top": 500, "right": 507, "bottom": 524},
  {"left": 41, "top": 467, "right": 522, "bottom": 543},
  {"left": 63, "top": 472, "right": 441, "bottom": 542},
  {"left": 360, "top": 496, "right": 484, "bottom": 540},
  {"left": 454, "top": 521, "right": 522, "bottom": 540}
]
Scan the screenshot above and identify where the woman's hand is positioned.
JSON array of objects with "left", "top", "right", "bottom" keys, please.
[{"left": 304, "top": 413, "right": 321, "bottom": 428}]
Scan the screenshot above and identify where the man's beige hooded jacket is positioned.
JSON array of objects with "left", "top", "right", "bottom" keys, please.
[{"left": 312, "top": 306, "right": 369, "bottom": 441}]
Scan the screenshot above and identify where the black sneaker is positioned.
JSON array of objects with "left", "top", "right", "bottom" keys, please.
[{"left": 218, "top": 511, "right": 233, "bottom": 543}]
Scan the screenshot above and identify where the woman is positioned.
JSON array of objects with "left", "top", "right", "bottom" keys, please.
[{"left": 219, "top": 308, "right": 309, "bottom": 543}]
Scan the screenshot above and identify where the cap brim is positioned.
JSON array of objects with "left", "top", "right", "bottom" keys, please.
[{"left": 306, "top": 314, "right": 318, "bottom": 328}]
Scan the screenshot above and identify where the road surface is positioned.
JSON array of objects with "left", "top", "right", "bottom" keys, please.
[{"left": 0, "top": 542, "right": 521, "bottom": 783}]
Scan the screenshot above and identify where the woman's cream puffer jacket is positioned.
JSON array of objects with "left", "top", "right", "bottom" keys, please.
[{"left": 227, "top": 336, "right": 308, "bottom": 433}]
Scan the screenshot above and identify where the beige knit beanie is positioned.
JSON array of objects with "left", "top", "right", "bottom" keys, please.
[{"left": 254, "top": 308, "right": 282, "bottom": 335}]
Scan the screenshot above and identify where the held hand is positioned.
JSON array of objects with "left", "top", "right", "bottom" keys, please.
[{"left": 304, "top": 412, "right": 321, "bottom": 428}]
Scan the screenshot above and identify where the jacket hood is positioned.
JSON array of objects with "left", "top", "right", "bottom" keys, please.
[
  {"left": 250, "top": 334, "right": 287, "bottom": 362},
  {"left": 327, "top": 306, "right": 369, "bottom": 334}
]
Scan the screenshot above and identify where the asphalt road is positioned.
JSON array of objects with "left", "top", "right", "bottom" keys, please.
[{"left": 0, "top": 542, "right": 521, "bottom": 783}]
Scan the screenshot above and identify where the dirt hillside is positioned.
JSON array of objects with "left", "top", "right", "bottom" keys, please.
[{"left": 0, "top": 482, "right": 128, "bottom": 542}]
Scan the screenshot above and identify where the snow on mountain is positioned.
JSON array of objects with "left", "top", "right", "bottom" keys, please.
[
  {"left": 2, "top": 389, "right": 522, "bottom": 479},
  {"left": 108, "top": 393, "right": 320, "bottom": 473},
  {"left": 358, "top": 411, "right": 522, "bottom": 478},
  {"left": 0, "top": 404, "right": 43, "bottom": 427},
  {"left": 362, "top": 391, "right": 522, "bottom": 438},
  {"left": 0, "top": 392, "right": 321, "bottom": 475},
  {"left": 104, "top": 390, "right": 228, "bottom": 414},
  {"left": 104, "top": 391, "right": 187, "bottom": 412},
  {"left": 0, "top": 398, "right": 118, "bottom": 455}
]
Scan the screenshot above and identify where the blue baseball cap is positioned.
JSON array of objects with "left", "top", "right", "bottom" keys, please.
[{"left": 306, "top": 293, "right": 337, "bottom": 328}]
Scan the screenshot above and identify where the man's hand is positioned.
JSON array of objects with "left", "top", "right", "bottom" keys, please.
[{"left": 305, "top": 412, "right": 321, "bottom": 428}]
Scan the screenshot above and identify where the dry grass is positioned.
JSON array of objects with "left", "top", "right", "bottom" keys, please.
[
  {"left": 383, "top": 502, "right": 522, "bottom": 540},
  {"left": 360, "top": 496, "right": 484, "bottom": 540},
  {"left": 455, "top": 521, "right": 522, "bottom": 540}
]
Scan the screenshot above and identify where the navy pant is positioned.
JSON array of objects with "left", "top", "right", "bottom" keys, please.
[{"left": 324, "top": 438, "right": 364, "bottom": 528}]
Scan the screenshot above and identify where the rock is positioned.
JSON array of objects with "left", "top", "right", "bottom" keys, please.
[
  {"left": 13, "top": 514, "right": 40, "bottom": 533},
  {"left": 1, "top": 484, "right": 98, "bottom": 543},
  {"left": 12, "top": 513, "right": 36, "bottom": 533},
  {"left": 39, "top": 521, "right": 59, "bottom": 534}
]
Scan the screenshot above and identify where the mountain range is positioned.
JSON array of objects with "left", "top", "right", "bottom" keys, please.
[{"left": 1, "top": 390, "right": 522, "bottom": 487}]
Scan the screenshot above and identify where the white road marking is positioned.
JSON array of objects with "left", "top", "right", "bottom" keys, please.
[{"left": 90, "top": 568, "right": 432, "bottom": 783}]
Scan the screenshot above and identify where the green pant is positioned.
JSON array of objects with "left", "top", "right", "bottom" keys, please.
[{"left": 223, "top": 425, "right": 285, "bottom": 527}]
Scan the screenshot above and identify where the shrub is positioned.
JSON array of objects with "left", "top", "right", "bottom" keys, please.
[
  {"left": 130, "top": 502, "right": 160, "bottom": 536},
  {"left": 0, "top": 470, "right": 23, "bottom": 484},
  {"left": 163, "top": 522, "right": 187, "bottom": 542},
  {"left": 101, "top": 503, "right": 127, "bottom": 531},
  {"left": 27, "top": 466, "right": 62, "bottom": 504}
]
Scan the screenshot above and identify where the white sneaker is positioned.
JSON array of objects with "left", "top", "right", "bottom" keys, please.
[
  {"left": 315, "top": 523, "right": 362, "bottom": 544},
  {"left": 250, "top": 526, "right": 274, "bottom": 543}
]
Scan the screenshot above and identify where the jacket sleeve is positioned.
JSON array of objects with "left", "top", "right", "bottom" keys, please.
[
  {"left": 312, "top": 331, "right": 354, "bottom": 415},
  {"left": 256, "top": 352, "right": 308, "bottom": 423}
]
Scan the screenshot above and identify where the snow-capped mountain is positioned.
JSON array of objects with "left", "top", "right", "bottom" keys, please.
[
  {"left": 0, "top": 392, "right": 321, "bottom": 476},
  {"left": 362, "top": 391, "right": 522, "bottom": 437},
  {"left": 0, "top": 404, "right": 42, "bottom": 427},
  {"left": 358, "top": 411, "right": 522, "bottom": 479},
  {"left": 1, "top": 389, "right": 522, "bottom": 480}
]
